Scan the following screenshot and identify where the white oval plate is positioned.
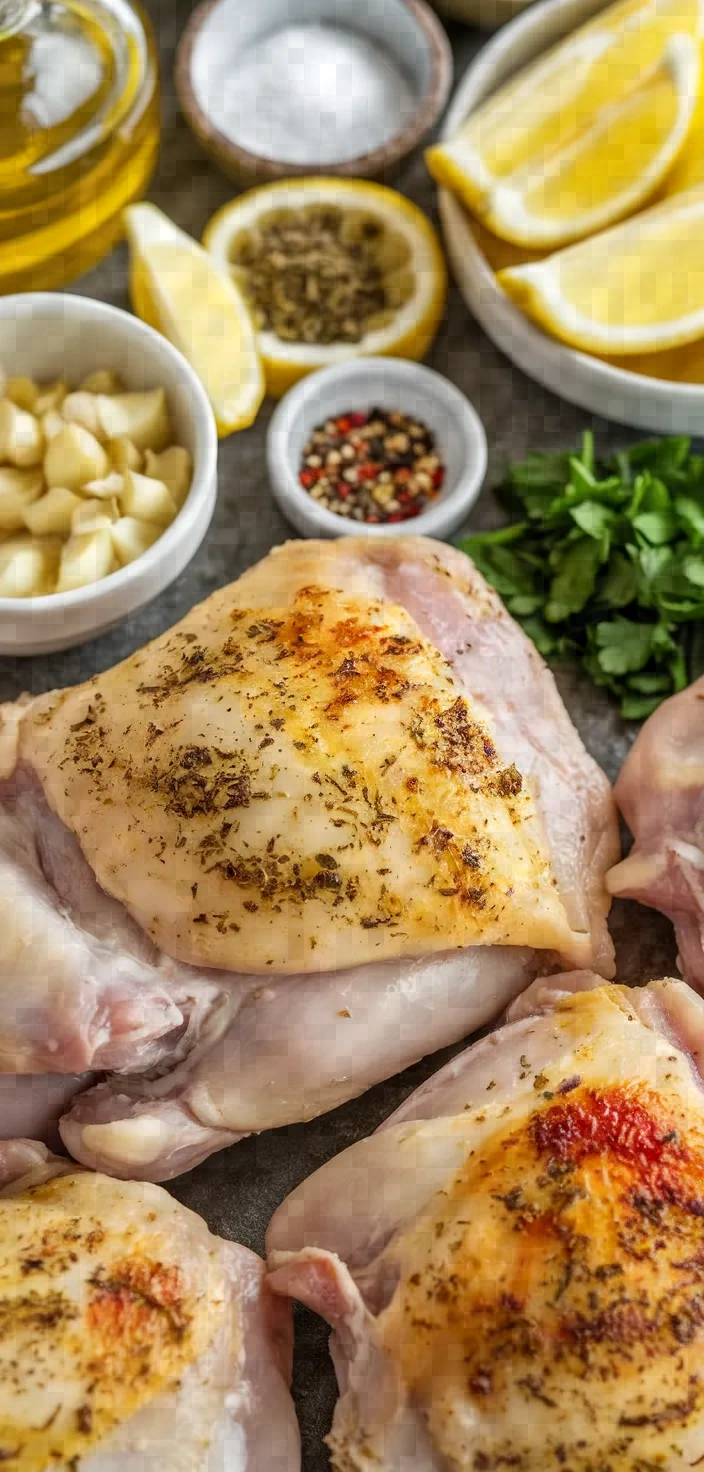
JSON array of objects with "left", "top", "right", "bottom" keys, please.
[{"left": 438, "top": 0, "right": 704, "bottom": 434}]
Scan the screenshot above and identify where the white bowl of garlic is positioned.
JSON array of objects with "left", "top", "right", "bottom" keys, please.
[{"left": 0, "top": 293, "right": 218, "bottom": 655}]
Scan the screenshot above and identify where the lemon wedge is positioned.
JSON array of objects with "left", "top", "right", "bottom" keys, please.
[
  {"left": 203, "top": 179, "right": 447, "bottom": 399},
  {"left": 497, "top": 183, "right": 704, "bottom": 355},
  {"left": 662, "top": 67, "right": 704, "bottom": 194},
  {"left": 124, "top": 204, "right": 265, "bottom": 437},
  {"left": 426, "top": 0, "right": 703, "bottom": 249}
]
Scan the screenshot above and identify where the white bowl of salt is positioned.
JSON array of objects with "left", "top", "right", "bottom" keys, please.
[{"left": 175, "top": 0, "right": 453, "bottom": 184}]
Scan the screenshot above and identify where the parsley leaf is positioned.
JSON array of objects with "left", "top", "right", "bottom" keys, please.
[
  {"left": 545, "top": 538, "right": 604, "bottom": 621},
  {"left": 593, "top": 618, "right": 655, "bottom": 675}
]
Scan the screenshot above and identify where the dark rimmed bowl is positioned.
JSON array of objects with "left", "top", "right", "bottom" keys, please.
[{"left": 175, "top": 0, "right": 453, "bottom": 185}]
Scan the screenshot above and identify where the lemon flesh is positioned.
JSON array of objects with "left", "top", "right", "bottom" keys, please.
[
  {"left": 203, "top": 178, "right": 447, "bottom": 399},
  {"left": 125, "top": 204, "right": 265, "bottom": 436},
  {"left": 498, "top": 182, "right": 704, "bottom": 354},
  {"left": 427, "top": 0, "right": 703, "bottom": 248}
]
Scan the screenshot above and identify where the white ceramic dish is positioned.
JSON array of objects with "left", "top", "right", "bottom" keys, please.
[
  {"left": 0, "top": 294, "right": 218, "bottom": 656},
  {"left": 439, "top": 0, "right": 704, "bottom": 434},
  {"left": 267, "top": 357, "right": 487, "bottom": 539}
]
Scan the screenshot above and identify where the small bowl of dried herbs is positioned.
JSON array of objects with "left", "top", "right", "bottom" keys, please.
[{"left": 267, "top": 357, "right": 487, "bottom": 539}]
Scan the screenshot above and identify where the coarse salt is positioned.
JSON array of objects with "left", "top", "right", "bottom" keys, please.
[{"left": 205, "top": 22, "right": 418, "bottom": 166}]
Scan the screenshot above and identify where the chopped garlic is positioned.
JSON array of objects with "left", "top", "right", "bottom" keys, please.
[{"left": 0, "top": 371, "right": 191, "bottom": 595}]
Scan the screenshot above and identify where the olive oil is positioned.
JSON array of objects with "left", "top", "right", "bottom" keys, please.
[{"left": 0, "top": 0, "right": 159, "bottom": 292}]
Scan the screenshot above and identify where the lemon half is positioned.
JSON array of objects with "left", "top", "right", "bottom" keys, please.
[
  {"left": 124, "top": 204, "right": 265, "bottom": 437},
  {"left": 427, "top": 0, "right": 703, "bottom": 249},
  {"left": 203, "top": 179, "right": 447, "bottom": 399},
  {"left": 498, "top": 183, "right": 704, "bottom": 355}
]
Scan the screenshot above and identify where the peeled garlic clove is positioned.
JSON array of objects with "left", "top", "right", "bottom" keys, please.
[
  {"left": 34, "top": 379, "right": 68, "bottom": 415},
  {"left": 0, "top": 467, "right": 44, "bottom": 530},
  {"left": 56, "top": 527, "right": 115, "bottom": 592},
  {"left": 44, "top": 424, "right": 109, "bottom": 491},
  {"left": 120, "top": 469, "right": 176, "bottom": 527},
  {"left": 0, "top": 401, "right": 44, "bottom": 467},
  {"left": 71, "top": 497, "right": 119, "bottom": 535},
  {"left": 96, "top": 388, "right": 170, "bottom": 453},
  {"left": 23, "top": 487, "right": 82, "bottom": 537},
  {"left": 109, "top": 436, "right": 143, "bottom": 473},
  {"left": 42, "top": 410, "right": 65, "bottom": 442},
  {"left": 82, "top": 471, "right": 124, "bottom": 500},
  {"left": 144, "top": 445, "right": 192, "bottom": 507},
  {"left": 0, "top": 534, "right": 59, "bottom": 597},
  {"left": 111, "top": 516, "right": 161, "bottom": 566},
  {"left": 79, "top": 369, "right": 123, "bottom": 395},
  {"left": 61, "top": 391, "right": 106, "bottom": 442},
  {"left": 5, "top": 377, "right": 38, "bottom": 413}
]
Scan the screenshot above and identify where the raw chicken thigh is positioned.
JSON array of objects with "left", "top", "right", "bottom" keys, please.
[
  {"left": 268, "top": 970, "right": 704, "bottom": 1472},
  {"left": 0, "top": 1139, "right": 299, "bottom": 1470},
  {"left": 608, "top": 674, "right": 704, "bottom": 986},
  {"left": 0, "top": 538, "right": 617, "bottom": 1177}
]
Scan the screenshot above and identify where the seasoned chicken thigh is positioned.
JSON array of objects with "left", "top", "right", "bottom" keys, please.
[
  {"left": 268, "top": 971, "right": 704, "bottom": 1471},
  {"left": 0, "top": 538, "right": 617, "bottom": 1177},
  {"left": 608, "top": 675, "right": 704, "bottom": 985},
  {"left": 13, "top": 541, "right": 598, "bottom": 971},
  {"left": 0, "top": 1139, "right": 299, "bottom": 1470}
]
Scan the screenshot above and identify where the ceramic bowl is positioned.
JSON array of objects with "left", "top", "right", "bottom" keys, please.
[
  {"left": 432, "top": 0, "right": 535, "bottom": 30},
  {"left": 438, "top": 0, "right": 704, "bottom": 434},
  {"left": 267, "top": 357, "right": 487, "bottom": 539},
  {"left": 0, "top": 294, "right": 218, "bottom": 656},
  {"left": 175, "top": 0, "right": 453, "bottom": 185}
]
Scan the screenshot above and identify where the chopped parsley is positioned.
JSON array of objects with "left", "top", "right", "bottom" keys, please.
[{"left": 460, "top": 431, "right": 704, "bottom": 719}]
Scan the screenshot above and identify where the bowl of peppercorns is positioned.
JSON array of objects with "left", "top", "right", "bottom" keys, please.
[{"left": 266, "top": 357, "right": 487, "bottom": 539}]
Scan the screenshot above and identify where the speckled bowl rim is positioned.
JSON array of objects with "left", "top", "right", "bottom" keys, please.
[
  {"left": 266, "top": 357, "right": 488, "bottom": 540},
  {"left": 174, "top": 0, "right": 453, "bottom": 181}
]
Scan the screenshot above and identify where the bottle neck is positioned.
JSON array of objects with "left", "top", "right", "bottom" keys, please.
[{"left": 0, "top": 0, "right": 42, "bottom": 38}]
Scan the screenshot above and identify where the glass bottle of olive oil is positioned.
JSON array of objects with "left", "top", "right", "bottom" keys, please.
[{"left": 0, "top": 0, "right": 159, "bottom": 292}]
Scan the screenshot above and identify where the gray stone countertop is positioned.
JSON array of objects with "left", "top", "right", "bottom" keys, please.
[{"left": 0, "top": 5, "right": 679, "bottom": 1466}]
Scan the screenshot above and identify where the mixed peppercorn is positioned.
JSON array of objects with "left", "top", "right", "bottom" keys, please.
[{"left": 298, "top": 406, "right": 445, "bottom": 524}]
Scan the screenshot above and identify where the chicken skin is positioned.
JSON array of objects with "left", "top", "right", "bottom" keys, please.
[
  {"left": 0, "top": 538, "right": 617, "bottom": 1177},
  {"left": 0, "top": 1139, "right": 299, "bottom": 1470},
  {"left": 608, "top": 674, "right": 704, "bottom": 986},
  {"left": 268, "top": 971, "right": 704, "bottom": 1471}
]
